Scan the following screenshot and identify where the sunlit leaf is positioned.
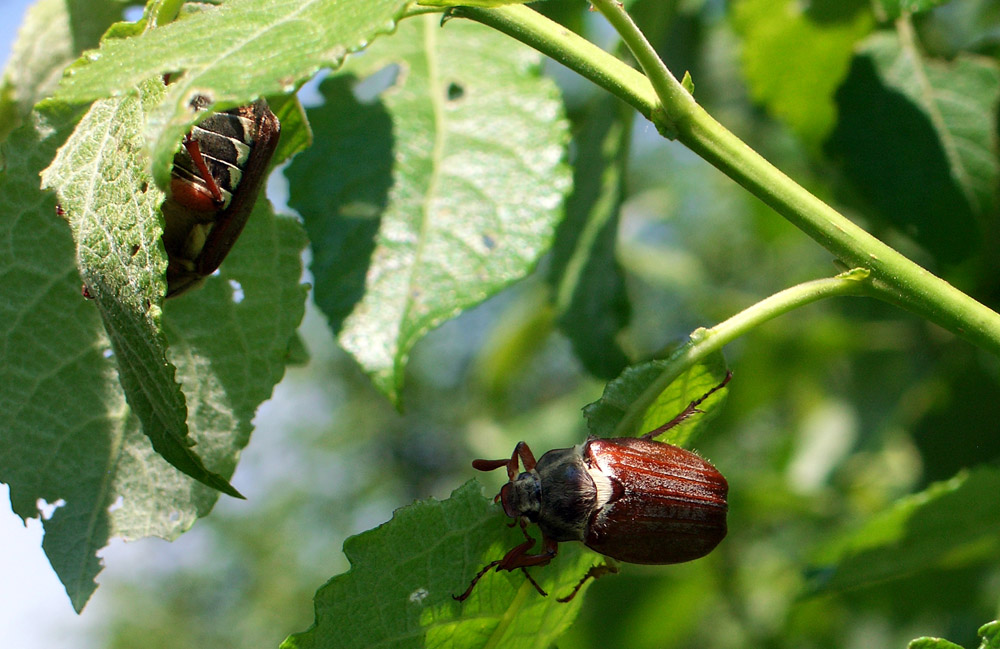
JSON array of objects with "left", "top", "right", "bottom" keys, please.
[
  {"left": 52, "top": 0, "right": 412, "bottom": 188},
  {"left": 287, "top": 15, "right": 570, "bottom": 403},
  {"left": 826, "top": 29, "right": 1000, "bottom": 263},
  {"left": 282, "top": 481, "right": 598, "bottom": 649},
  {"left": 584, "top": 350, "right": 729, "bottom": 447},
  {"left": 809, "top": 467, "right": 1000, "bottom": 595},
  {"left": 732, "top": 0, "right": 873, "bottom": 143}
]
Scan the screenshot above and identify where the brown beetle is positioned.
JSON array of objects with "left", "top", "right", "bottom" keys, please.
[
  {"left": 161, "top": 96, "right": 280, "bottom": 297},
  {"left": 455, "top": 372, "right": 731, "bottom": 602}
]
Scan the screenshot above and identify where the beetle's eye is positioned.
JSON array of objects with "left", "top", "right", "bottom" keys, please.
[{"left": 499, "top": 483, "right": 518, "bottom": 518}]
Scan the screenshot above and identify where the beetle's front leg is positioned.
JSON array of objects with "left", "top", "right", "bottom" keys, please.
[
  {"left": 453, "top": 524, "right": 559, "bottom": 601},
  {"left": 494, "top": 533, "right": 558, "bottom": 598},
  {"left": 496, "top": 528, "right": 558, "bottom": 571},
  {"left": 181, "top": 135, "right": 225, "bottom": 206}
]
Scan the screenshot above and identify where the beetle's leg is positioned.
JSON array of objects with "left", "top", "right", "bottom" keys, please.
[
  {"left": 556, "top": 562, "right": 620, "bottom": 603},
  {"left": 452, "top": 537, "right": 537, "bottom": 602},
  {"left": 472, "top": 440, "right": 537, "bottom": 478},
  {"left": 520, "top": 567, "right": 548, "bottom": 597},
  {"left": 496, "top": 527, "right": 558, "bottom": 571},
  {"left": 472, "top": 457, "right": 511, "bottom": 472},
  {"left": 496, "top": 533, "right": 558, "bottom": 598},
  {"left": 453, "top": 526, "right": 559, "bottom": 601},
  {"left": 641, "top": 370, "right": 733, "bottom": 440},
  {"left": 182, "top": 135, "right": 225, "bottom": 206},
  {"left": 512, "top": 441, "right": 537, "bottom": 473},
  {"left": 453, "top": 558, "right": 505, "bottom": 601}
]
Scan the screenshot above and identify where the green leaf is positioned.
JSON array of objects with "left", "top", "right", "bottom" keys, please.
[
  {"left": 286, "top": 15, "right": 571, "bottom": 403},
  {"left": 419, "top": 0, "right": 533, "bottom": 6},
  {"left": 908, "top": 639, "right": 966, "bottom": 649},
  {"left": 876, "top": 0, "right": 952, "bottom": 20},
  {"left": 39, "top": 80, "right": 242, "bottom": 498},
  {"left": 281, "top": 481, "right": 599, "bottom": 649},
  {"left": 826, "top": 29, "right": 1000, "bottom": 263},
  {"left": 51, "top": 0, "right": 412, "bottom": 189},
  {"left": 980, "top": 621, "right": 1000, "bottom": 649},
  {"left": 1, "top": 88, "right": 307, "bottom": 607},
  {"left": 584, "top": 351, "right": 729, "bottom": 447},
  {"left": 548, "top": 94, "right": 631, "bottom": 380},
  {"left": 731, "top": 0, "right": 873, "bottom": 144},
  {"left": 0, "top": 0, "right": 125, "bottom": 143},
  {"left": 808, "top": 467, "right": 1000, "bottom": 596},
  {"left": 908, "top": 620, "right": 1000, "bottom": 649}
]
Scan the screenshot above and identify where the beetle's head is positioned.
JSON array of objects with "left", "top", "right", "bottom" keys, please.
[{"left": 498, "top": 471, "right": 541, "bottom": 520}]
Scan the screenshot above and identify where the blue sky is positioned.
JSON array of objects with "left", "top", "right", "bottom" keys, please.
[{"left": 0, "top": 1, "right": 35, "bottom": 60}]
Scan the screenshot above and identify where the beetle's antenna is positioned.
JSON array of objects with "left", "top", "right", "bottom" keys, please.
[{"left": 641, "top": 370, "right": 733, "bottom": 440}]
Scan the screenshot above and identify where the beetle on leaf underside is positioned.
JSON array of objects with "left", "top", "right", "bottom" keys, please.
[
  {"left": 161, "top": 95, "right": 280, "bottom": 298},
  {"left": 455, "top": 371, "right": 732, "bottom": 603}
]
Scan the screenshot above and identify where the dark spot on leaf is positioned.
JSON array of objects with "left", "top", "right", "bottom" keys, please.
[
  {"left": 188, "top": 93, "right": 213, "bottom": 111},
  {"left": 482, "top": 233, "right": 496, "bottom": 250},
  {"left": 447, "top": 82, "right": 464, "bottom": 101}
]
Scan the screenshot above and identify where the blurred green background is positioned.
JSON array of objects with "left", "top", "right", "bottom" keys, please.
[{"left": 5, "top": 0, "right": 1000, "bottom": 647}]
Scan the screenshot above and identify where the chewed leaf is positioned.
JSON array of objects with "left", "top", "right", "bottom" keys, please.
[
  {"left": 287, "top": 15, "right": 570, "bottom": 404},
  {"left": 40, "top": 80, "right": 241, "bottom": 498},
  {"left": 52, "top": 0, "right": 412, "bottom": 190},
  {"left": 282, "top": 481, "right": 598, "bottom": 649}
]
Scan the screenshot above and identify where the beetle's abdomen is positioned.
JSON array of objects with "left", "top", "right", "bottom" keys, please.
[
  {"left": 583, "top": 437, "right": 728, "bottom": 564},
  {"left": 170, "top": 110, "right": 256, "bottom": 212}
]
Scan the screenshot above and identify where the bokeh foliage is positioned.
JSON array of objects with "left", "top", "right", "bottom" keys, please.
[{"left": 2, "top": 0, "right": 1000, "bottom": 647}]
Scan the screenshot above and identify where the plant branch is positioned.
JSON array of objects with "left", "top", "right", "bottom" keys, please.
[
  {"left": 455, "top": 3, "right": 1000, "bottom": 357},
  {"left": 448, "top": 5, "right": 658, "bottom": 120},
  {"left": 613, "top": 270, "right": 872, "bottom": 437}
]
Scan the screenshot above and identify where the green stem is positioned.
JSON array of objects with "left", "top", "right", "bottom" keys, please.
[
  {"left": 143, "top": 0, "right": 184, "bottom": 30},
  {"left": 613, "top": 270, "right": 872, "bottom": 437},
  {"left": 457, "top": 4, "right": 1000, "bottom": 357},
  {"left": 450, "top": 5, "right": 658, "bottom": 120}
]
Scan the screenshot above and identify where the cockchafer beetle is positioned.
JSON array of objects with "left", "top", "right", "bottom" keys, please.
[
  {"left": 160, "top": 95, "right": 280, "bottom": 298},
  {"left": 455, "top": 372, "right": 732, "bottom": 602}
]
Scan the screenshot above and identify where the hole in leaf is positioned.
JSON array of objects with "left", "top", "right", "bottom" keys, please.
[
  {"left": 353, "top": 64, "right": 401, "bottom": 103},
  {"left": 122, "top": 5, "right": 143, "bottom": 22},
  {"left": 37, "top": 498, "right": 66, "bottom": 520},
  {"left": 229, "top": 279, "right": 244, "bottom": 303}
]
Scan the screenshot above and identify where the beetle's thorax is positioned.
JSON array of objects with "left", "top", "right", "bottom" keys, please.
[{"left": 519, "top": 444, "right": 611, "bottom": 542}]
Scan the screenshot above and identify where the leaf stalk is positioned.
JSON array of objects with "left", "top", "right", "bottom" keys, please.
[{"left": 456, "top": 3, "right": 1000, "bottom": 357}]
